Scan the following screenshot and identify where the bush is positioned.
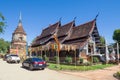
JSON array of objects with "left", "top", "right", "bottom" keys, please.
[
  {"left": 79, "top": 58, "right": 83, "bottom": 64},
  {"left": 65, "top": 56, "right": 72, "bottom": 64},
  {"left": 93, "top": 57, "right": 99, "bottom": 63},
  {"left": 83, "top": 62, "right": 92, "bottom": 66},
  {"left": 44, "top": 55, "right": 49, "bottom": 62},
  {"left": 48, "top": 63, "right": 113, "bottom": 71},
  {"left": 54, "top": 56, "right": 58, "bottom": 62}
]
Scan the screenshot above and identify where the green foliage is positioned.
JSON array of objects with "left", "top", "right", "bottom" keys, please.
[
  {"left": 54, "top": 56, "right": 57, "bottom": 61},
  {"left": 65, "top": 56, "right": 72, "bottom": 64},
  {"left": 44, "top": 55, "right": 49, "bottom": 62},
  {"left": 113, "top": 29, "right": 120, "bottom": 42},
  {"left": 100, "top": 36, "right": 105, "bottom": 45},
  {"left": 0, "top": 13, "right": 5, "bottom": 20},
  {"left": 0, "top": 38, "right": 10, "bottom": 53},
  {"left": 79, "top": 58, "right": 83, "bottom": 63},
  {"left": 48, "top": 63, "right": 113, "bottom": 71},
  {"left": 0, "top": 13, "right": 6, "bottom": 34},
  {"left": 93, "top": 57, "right": 100, "bottom": 63},
  {"left": 82, "top": 62, "right": 92, "bottom": 66}
]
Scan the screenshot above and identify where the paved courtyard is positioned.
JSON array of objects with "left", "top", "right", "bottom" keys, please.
[{"left": 0, "top": 59, "right": 89, "bottom": 80}]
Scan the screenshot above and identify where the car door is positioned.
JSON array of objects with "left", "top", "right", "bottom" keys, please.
[{"left": 7, "top": 56, "right": 11, "bottom": 62}]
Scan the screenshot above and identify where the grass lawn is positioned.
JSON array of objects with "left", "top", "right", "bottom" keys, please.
[{"left": 47, "top": 63, "right": 114, "bottom": 71}]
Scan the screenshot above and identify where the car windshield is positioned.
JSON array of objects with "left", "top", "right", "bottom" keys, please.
[
  {"left": 10, "top": 55, "right": 18, "bottom": 57},
  {"left": 31, "top": 58, "right": 43, "bottom": 62}
]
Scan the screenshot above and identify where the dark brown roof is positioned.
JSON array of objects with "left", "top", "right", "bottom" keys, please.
[
  {"left": 92, "top": 24, "right": 100, "bottom": 43},
  {"left": 72, "top": 41, "right": 87, "bottom": 49},
  {"left": 50, "top": 36, "right": 66, "bottom": 43},
  {"left": 39, "top": 35, "right": 52, "bottom": 45},
  {"left": 13, "top": 20, "right": 26, "bottom": 35},
  {"left": 31, "top": 36, "right": 40, "bottom": 47},
  {"left": 32, "top": 21, "right": 60, "bottom": 47},
  {"left": 39, "top": 21, "right": 60, "bottom": 39},
  {"left": 66, "top": 20, "right": 95, "bottom": 40},
  {"left": 64, "top": 37, "right": 88, "bottom": 44},
  {"left": 57, "top": 21, "right": 75, "bottom": 37},
  {"left": 32, "top": 19, "right": 99, "bottom": 48},
  {"left": 32, "top": 40, "right": 40, "bottom": 47},
  {"left": 32, "top": 35, "right": 52, "bottom": 47},
  {"left": 40, "top": 21, "right": 75, "bottom": 44}
]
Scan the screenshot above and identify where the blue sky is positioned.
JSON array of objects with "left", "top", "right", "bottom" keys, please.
[{"left": 0, "top": 0, "right": 120, "bottom": 45}]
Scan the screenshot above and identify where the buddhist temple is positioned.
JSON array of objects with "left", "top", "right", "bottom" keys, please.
[{"left": 31, "top": 17, "right": 101, "bottom": 63}]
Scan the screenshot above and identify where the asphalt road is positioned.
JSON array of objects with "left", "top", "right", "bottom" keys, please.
[{"left": 0, "top": 59, "right": 90, "bottom": 80}]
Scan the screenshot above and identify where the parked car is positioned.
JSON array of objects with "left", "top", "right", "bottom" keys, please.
[
  {"left": 3, "top": 54, "right": 10, "bottom": 61},
  {"left": 22, "top": 57, "right": 46, "bottom": 70},
  {"left": 6, "top": 54, "right": 20, "bottom": 63}
]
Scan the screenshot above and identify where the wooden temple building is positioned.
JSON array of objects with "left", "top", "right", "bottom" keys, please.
[{"left": 31, "top": 18, "right": 101, "bottom": 62}]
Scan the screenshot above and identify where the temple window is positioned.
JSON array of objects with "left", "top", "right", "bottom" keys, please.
[{"left": 19, "top": 37, "right": 23, "bottom": 41}]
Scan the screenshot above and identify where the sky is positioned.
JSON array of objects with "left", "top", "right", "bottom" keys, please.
[{"left": 0, "top": 0, "right": 120, "bottom": 45}]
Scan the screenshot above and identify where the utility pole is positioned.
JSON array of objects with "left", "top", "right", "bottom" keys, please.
[{"left": 117, "top": 42, "right": 119, "bottom": 64}]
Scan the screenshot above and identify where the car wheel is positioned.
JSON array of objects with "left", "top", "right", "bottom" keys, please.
[
  {"left": 7, "top": 61, "right": 9, "bottom": 63},
  {"left": 29, "top": 64, "right": 33, "bottom": 70},
  {"left": 22, "top": 63, "right": 25, "bottom": 68},
  {"left": 17, "top": 61, "right": 20, "bottom": 63},
  {"left": 41, "top": 68, "right": 44, "bottom": 70}
]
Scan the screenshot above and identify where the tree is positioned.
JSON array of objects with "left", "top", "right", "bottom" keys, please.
[
  {"left": 113, "top": 29, "right": 120, "bottom": 42},
  {"left": 99, "top": 36, "right": 105, "bottom": 54},
  {"left": 100, "top": 36, "right": 105, "bottom": 45},
  {"left": 113, "top": 29, "right": 120, "bottom": 58},
  {"left": 0, "top": 38, "right": 10, "bottom": 54},
  {"left": 0, "top": 13, "right": 6, "bottom": 34}
]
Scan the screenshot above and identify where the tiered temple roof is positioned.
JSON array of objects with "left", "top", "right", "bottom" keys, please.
[
  {"left": 39, "top": 21, "right": 60, "bottom": 39},
  {"left": 32, "top": 19, "right": 100, "bottom": 49},
  {"left": 13, "top": 20, "right": 26, "bottom": 35},
  {"left": 32, "top": 21, "right": 60, "bottom": 46},
  {"left": 53, "top": 20, "right": 75, "bottom": 43},
  {"left": 57, "top": 21, "right": 75, "bottom": 37},
  {"left": 66, "top": 20, "right": 95, "bottom": 40}
]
